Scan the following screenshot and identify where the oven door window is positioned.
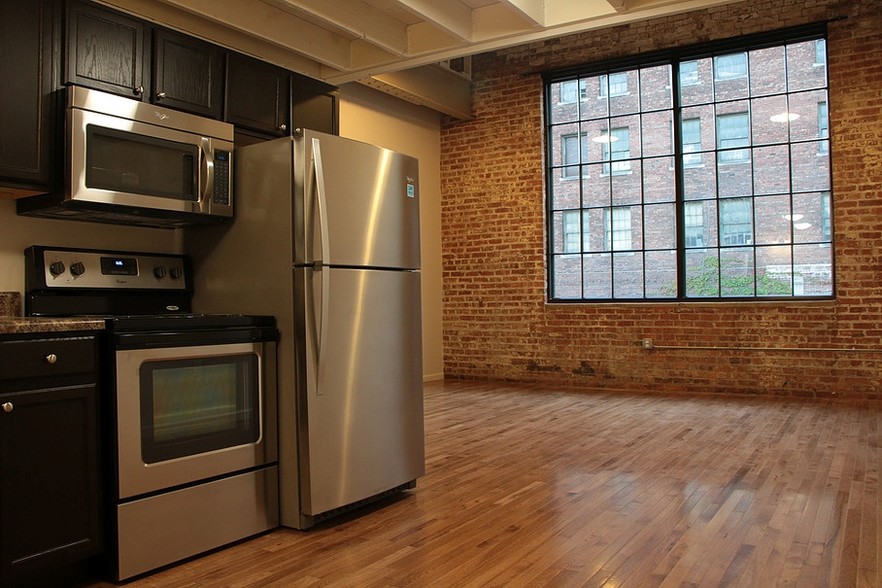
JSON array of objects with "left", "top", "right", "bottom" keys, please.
[
  {"left": 86, "top": 124, "right": 199, "bottom": 201},
  {"left": 140, "top": 353, "right": 259, "bottom": 463}
]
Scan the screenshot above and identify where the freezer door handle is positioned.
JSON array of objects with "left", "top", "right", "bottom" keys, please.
[{"left": 312, "top": 137, "right": 331, "bottom": 265}]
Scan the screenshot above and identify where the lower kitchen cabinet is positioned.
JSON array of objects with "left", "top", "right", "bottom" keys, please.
[{"left": 0, "top": 333, "right": 102, "bottom": 583}]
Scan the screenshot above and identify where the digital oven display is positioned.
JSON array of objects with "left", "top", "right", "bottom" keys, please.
[{"left": 101, "top": 256, "right": 139, "bottom": 276}]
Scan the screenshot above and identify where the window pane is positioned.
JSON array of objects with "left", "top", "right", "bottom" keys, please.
[
  {"left": 791, "top": 142, "right": 830, "bottom": 192},
  {"left": 792, "top": 192, "right": 830, "bottom": 243},
  {"left": 753, "top": 145, "right": 791, "bottom": 195},
  {"left": 749, "top": 46, "right": 787, "bottom": 96},
  {"left": 613, "top": 253, "right": 644, "bottom": 298},
  {"left": 644, "top": 250, "right": 678, "bottom": 297},
  {"left": 552, "top": 254, "right": 582, "bottom": 298},
  {"left": 789, "top": 90, "right": 829, "bottom": 141},
  {"left": 751, "top": 95, "right": 790, "bottom": 146},
  {"left": 756, "top": 245, "right": 793, "bottom": 296},
  {"left": 793, "top": 244, "right": 832, "bottom": 295},
  {"left": 549, "top": 81, "right": 580, "bottom": 123},
  {"left": 583, "top": 254, "right": 612, "bottom": 298},
  {"left": 753, "top": 194, "right": 791, "bottom": 245},
  {"left": 720, "top": 198, "right": 753, "bottom": 246},
  {"left": 685, "top": 249, "right": 719, "bottom": 297},
  {"left": 720, "top": 247, "right": 755, "bottom": 297},
  {"left": 643, "top": 157, "right": 675, "bottom": 203},
  {"left": 645, "top": 203, "right": 676, "bottom": 250},
  {"left": 680, "top": 58, "right": 714, "bottom": 106},
  {"left": 582, "top": 164, "right": 611, "bottom": 207},
  {"left": 714, "top": 52, "right": 749, "bottom": 100},
  {"left": 787, "top": 39, "right": 827, "bottom": 91},
  {"left": 640, "top": 65, "right": 673, "bottom": 111},
  {"left": 642, "top": 110, "right": 674, "bottom": 157}
]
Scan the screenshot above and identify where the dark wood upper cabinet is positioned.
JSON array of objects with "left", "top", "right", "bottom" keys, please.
[
  {"left": 152, "top": 28, "right": 225, "bottom": 119},
  {"left": 65, "top": 0, "right": 148, "bottom": 99},
  {"left": 0, "top": 0, "right": 57, "bottom": 195},
  {"left": 226, "top": 53, "right": 291, "bottom": 137},
  {"left": 292, "top": 76, "right": 339, "bottom": 136}
]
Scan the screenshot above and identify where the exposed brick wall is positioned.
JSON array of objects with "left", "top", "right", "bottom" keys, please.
[{"left": 440, "top": 0, "right": 882, "bottom": 398}]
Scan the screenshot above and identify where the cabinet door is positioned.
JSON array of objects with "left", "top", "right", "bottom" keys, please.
[
  {"left": 66, "top": 0, "right": 148, "bottom": 99},
  {"left": 0, "top": 0, "right": 56, "bottom": 194},
  {"left": 153, "top": 28, "right": 225, "bottom": 119},
  {"left": 0, "top": 384, "right": 102, "bottom": 578},
  {"left": 292, "top": 75, "right": 339, "bottom": 136},
  {"left": 226, "top": 53, "right": 291, "bottom": 137}
]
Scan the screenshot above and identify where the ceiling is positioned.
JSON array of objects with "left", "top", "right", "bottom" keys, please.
[{"left": 101, "top": 0, "right": 746, "bottom": 119}]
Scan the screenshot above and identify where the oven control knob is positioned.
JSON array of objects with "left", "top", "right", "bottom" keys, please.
[
  {"left": 70, "top": 261, "right": 85, "bottom": 277},
  {"left": 154, "top": 266, "right": 167, "bottom": 279},
  {"left": 49, "top": 261, "right": 65, "bottom": 277},
  {"left": 169, "top": 266, "right": 182, "bottom": 280}
]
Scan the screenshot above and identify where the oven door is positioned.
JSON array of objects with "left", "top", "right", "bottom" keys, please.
[{"left": 115, "top": 340, "right": 277, "bottom": 500}]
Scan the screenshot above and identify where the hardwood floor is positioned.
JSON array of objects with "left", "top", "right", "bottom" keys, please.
[{"left": 86, "top": 379, "right": 880, "bottom": 587}]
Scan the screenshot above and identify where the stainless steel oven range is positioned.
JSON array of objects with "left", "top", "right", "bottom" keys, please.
[{"left": 24, "top": 246, "right": 279, "bottom": 581}]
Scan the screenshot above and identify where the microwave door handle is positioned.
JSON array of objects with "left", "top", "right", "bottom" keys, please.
[{"left": 200, "top": 137, "right": 214, "bottom": 211}]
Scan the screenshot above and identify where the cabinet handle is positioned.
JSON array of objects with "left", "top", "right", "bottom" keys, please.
[
  {"left": 156, "top": 91, "right": 167, "bottom": 100},
  {"left": 133, "top": 85, "right": 144, "bottom": 96},
  {"left": 45, "top": 353, "right": 58, "bottom": 365},
  {"left": 2, "top": 402, "right": 12, "bottom": 413}
]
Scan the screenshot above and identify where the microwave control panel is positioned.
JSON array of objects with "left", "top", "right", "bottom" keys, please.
[{"left": 212, "top": 150, "right": 231, "bottom": 206}]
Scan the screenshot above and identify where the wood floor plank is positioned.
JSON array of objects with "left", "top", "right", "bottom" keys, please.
[{"left": 76, "top": 380, "right": 882, "bottom": 587}]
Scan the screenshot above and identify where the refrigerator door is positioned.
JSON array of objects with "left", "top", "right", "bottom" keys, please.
[
  {"left": 295, "top": 130, "right": 420, "bottom": 270},
  {"left": 296, "top": 265, "right": 424, "bottom": 517}
]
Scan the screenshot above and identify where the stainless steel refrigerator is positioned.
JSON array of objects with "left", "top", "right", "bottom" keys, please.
[{"left": 186, "top": 130, "right": 425, "bottom": 529}]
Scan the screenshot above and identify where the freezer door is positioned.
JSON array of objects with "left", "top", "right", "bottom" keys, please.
[
  {"left": 297, "top": 130, "right": 420, "bottom": 270},
  {"left": 296, "top": 266, "right": 424, "bottom": 516}
]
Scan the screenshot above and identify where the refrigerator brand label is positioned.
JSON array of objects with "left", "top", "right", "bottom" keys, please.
[{"left": 406, "top": 178, "right": 415, "bottom": 199}]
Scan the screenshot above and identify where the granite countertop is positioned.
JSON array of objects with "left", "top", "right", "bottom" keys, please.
[{"left": 0, "top": 292, "right": 105, "bottom": 334}]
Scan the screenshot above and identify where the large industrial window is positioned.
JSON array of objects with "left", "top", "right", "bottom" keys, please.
[{"left": 545, "top": 25, "right": 832, "bottom": 301}]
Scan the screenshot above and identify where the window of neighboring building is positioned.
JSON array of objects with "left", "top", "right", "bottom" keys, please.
[
  {"left": 714, "top": 52, "right": 747, "bottom": 79},
  {"left": 601, "top": 127, "right": 631, "bottom": 175},
  {"left": 599, "top": 72, "right": 629, "bottom": 97},
  {"left": 716, "top": 112, "right": 750, "bottom": 163},
  {"left": 679, "top": 61, "right": 699, "bottom": 86},
  {"left": 682, "top": 118, "right": 702, "bottom": 166},
  {"left": 545, "top": 25, "right": 832, "bottom": 301}
]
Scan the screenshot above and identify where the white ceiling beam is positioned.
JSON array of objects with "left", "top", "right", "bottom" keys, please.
[
  {"left": 497, "top": 0, "right": 546, "bottom": 26},
  {"left": 266, "top": 0, "right": 409, "bottom": 56},
  {"left": 390, "top": 0, "right": 474, "bottom": 42},
  {"left": 606, "top": 0, "right": 629, "bottom": 12},
  {"left": 148, "top": 0, "right": 352, "bottom": 70}
]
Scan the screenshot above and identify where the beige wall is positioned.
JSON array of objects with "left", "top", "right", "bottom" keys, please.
[{"left": 339, "top": 83, "right": 443, "bottom": 382}]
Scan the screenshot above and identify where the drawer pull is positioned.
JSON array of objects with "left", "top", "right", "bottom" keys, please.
[
  {"left": 45, "top": 353, "right": 58, "bottom": 365},
  {"left": 2, "top": 402, "right": 12, "bottom": 413}
]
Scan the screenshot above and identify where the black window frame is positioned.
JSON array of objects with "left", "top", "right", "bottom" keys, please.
[{"left": 543, "top": 22, "right": 833, "bottom": 303}]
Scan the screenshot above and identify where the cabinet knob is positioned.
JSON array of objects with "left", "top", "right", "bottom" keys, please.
[
  {"left": 156, "top": 91, "right": 167, "bottom": 100},
  {"left": 2, "top": 402, "right": 12, "bottom": 413},
  {"left": 45, "top": 353, "right": 58, "bottom": 365},
  {"left": 279, "top": 123, "right": 288, "bottom": 132},
  {"left": 134, "top": 85, "right": 144, "bottom": 96}
]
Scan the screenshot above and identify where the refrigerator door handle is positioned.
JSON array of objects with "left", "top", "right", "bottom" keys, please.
[
  {"left": 305, "top": 264, "right": 330, "bottom": 397},
  {"left": 312, "top": 138, "right": 331, "bottom": 264}
]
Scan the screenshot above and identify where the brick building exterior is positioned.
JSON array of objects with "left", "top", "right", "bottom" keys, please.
[{"left": 440, "top": 0, "right": 882, "bottom": 397}]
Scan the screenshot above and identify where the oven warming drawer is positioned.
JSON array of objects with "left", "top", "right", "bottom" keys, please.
[{"left": 115, "top": 466, "right": 279, "bottom": 581}]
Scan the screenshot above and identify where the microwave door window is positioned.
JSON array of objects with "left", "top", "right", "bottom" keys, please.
[{"left": 86, "top": 125, "right": 199, "bottom": 201}]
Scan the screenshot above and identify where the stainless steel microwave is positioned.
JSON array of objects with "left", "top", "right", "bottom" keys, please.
[{"left": 17, "top": 86, "right": 234, "bottom": 228}]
